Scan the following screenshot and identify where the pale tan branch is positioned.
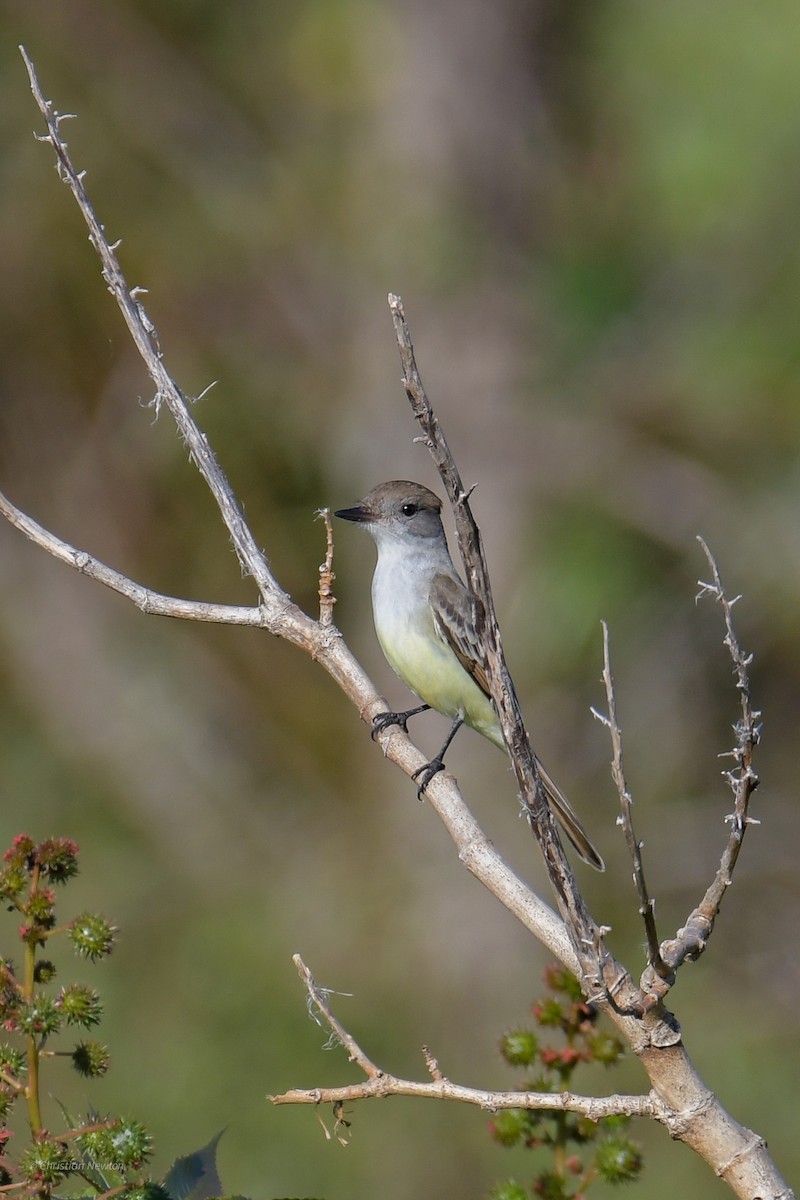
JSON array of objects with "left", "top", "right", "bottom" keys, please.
[
  {"left": 271, "top": 1073, "right": 658, "bottom": 1119},
  {"left": 0, "top": 487, "right": 264, "bottom": 626},
  {"left": 271, "top": 955, "right": 658, "bottom": 1121}
]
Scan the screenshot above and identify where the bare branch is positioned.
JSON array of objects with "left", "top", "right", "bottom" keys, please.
[
  {"left": 271, "top": 1073, "right": 658, "bottom": 1119},
  {"left": 0, "top": 487, "right": 264, "bottom": 626},
  {"left": 270, "top": 955, "right": 659, "bottom": 1121},
  {"left": 597, "top": 622, "right": 669, "bottom": 993},
  {"left": 292, "top": 955, "right": 380, "bottom": 1078},
  {"left": 19, "top": 45, "right": 284, "bottom": 615}
]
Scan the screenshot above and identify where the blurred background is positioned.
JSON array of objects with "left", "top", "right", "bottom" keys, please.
[{"left": 1, "top": 1, "right": 799, "bottom": 1196}]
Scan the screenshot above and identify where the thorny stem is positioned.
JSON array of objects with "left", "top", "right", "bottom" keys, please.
[{"left": 597, "top": 622, "right": 669, "bottom": 988}]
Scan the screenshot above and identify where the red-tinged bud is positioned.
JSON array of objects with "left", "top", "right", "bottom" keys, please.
[
  {"left": 17, "top": 995, "right": 61, "bottom": 1037},
  {"left": 573, "top": 1001, "right": 597, "bottom": 1026},
  {"left": 3, "top": 836, "right": 35, "bottom": 869},
  {"left": 20, "top": 924, "right": 47, "bottom": 949},
  {"left": 27, "top": 888, "right": 56, "bottom": 928},
  {"left": 36, "top": 839, "right": 79, "bottom": 884}
]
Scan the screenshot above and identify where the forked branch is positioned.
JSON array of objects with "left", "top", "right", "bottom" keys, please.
[
  {"left": 269, "top": 956, "right": 660, "bottom": 1122},
  {"left": 639, "top": 540, "right": 761, "bottom": 1004},
  {"left": 593, "top": 543, "right": 762, "bottom": 1012}
]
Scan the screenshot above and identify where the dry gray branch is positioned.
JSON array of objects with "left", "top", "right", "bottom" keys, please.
[
  {"left": 270, "top": 955, "right": 660, "bottom": 1121},
  {"left": 0, "top": 488, "right": 265, "bottom": 626}
]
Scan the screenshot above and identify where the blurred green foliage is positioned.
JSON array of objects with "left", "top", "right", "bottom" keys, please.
[{"left": 1, "top": 1, "right": 799, "bottom": 1196}]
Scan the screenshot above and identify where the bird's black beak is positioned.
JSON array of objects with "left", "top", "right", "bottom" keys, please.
[{"left": 334, "top": 504, "right": 375, "bottom": 523}]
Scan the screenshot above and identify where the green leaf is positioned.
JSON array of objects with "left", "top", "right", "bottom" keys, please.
[
  {"left": 162, "top": 1131, "right": 225, "bottom": 1200},
  {"left": 54, "top": 1097, "right": 80, "bottom": 1129}
]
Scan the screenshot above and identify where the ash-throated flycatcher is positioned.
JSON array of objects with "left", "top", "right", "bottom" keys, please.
[{"left": 335, "top": 480, "right": 604, "bottom": 871}]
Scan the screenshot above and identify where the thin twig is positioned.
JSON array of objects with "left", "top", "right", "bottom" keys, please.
[
  {"left": 595, "top": 621, "right": 668, "bottom": 985},
  {"left": 0, "top": 488, "right": 265, "bottom": 626},
  {"left": 271, "top": 956, "right": 658, "bottom": 1120},
  {"left": 422, "top": 1045, "right": 444, "bottom": 1082},
  {"left": 316, "top": 508, "right": 337, "bottom": 627},
  {"left": 292, "top": 955, "right": 380, "bottom": 1079}
]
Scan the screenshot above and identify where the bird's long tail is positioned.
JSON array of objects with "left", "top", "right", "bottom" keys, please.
[{"left": 534, "top": 757, "right": 605, "bottom": 872}]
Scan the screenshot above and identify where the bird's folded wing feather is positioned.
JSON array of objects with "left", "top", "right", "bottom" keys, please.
[
  {"left": 430, "top": 571, "right": 491, "bottom": 696},
  {"left": 431, "top": 572, "right": 605, "bottom": 869}
]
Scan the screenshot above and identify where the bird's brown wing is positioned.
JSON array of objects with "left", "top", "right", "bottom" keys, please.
[
  {"left": 429, "top": 571, "right": 491, "bottom": 696},
  {"left": 431, "top": 572, "right": 605, "bottom": 870}
]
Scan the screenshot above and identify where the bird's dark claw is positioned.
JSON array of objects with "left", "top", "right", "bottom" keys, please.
[
  {"left": 371, "top": 703, "right": 430, "bottom": 741},
  {"left": 411, "top": 757, "right": 445, "bottom": 798},
  {"left": 371, "top": 711, "right": 405, "bottom": 739}
]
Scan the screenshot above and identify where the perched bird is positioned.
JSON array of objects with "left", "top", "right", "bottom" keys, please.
[{"left": 335, "top": 480, "right": 604, "bottom": 870}]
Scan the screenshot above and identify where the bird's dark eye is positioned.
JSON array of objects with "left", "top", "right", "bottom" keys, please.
[{"left": 401, "top": 502, "right": 418, "bottom": 517}]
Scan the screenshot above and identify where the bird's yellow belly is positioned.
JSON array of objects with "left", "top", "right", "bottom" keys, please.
[{"left": 376, "top": 619, "right": 502, "bottom": 747}]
